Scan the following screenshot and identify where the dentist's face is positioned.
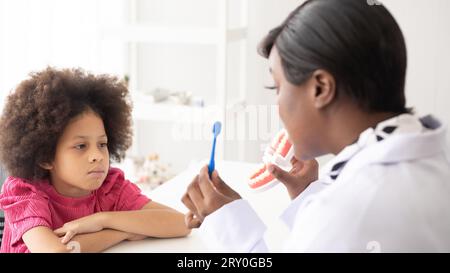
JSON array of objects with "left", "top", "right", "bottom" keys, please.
[{"left": 268, "top": 47, "right": 323, "bottom": 160}]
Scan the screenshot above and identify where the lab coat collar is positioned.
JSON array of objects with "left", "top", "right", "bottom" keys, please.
[
  {"left": 347, "top": 119, "right": 446, "bottom": 166},
  {"left": 320, "top": 114, "right": 446, "bottom": 184},
  {"left": 329, "top": 115, "right": 447, "bottom": 184}
]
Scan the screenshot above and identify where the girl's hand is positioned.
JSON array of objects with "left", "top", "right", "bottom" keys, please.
[
  {"left": 54, "top": 213, "right": 105, "bottom": 244},
  {"left": 181, "top": 166, "right": 241, "bottom": 228},
  {"left": 268, "top": 157, "right": 319, "bottom": 200}
]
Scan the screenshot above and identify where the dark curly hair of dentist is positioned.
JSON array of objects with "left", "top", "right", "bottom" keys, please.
[{"left": 0, "top": 67, "right": 133, "bottom": 180}]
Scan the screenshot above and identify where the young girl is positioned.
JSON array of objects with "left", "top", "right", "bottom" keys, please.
[{"left": 0, "top": 67, "right": 190, "bottom": 253}]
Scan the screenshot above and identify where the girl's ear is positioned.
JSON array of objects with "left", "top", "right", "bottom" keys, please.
[
  {"left": 39, "top": 162, "right": 53, "bottom": 170},
  {"left": 312, "top": 69, "right": 336, "bottom": 109}
]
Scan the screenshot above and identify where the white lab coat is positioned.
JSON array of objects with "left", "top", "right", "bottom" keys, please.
[{"left": 199, "top": 115, "right": 450, "bottom": 252}]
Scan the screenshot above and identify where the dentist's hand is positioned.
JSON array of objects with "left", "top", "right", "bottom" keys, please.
[
  {"left": 181, "top": 165, "right": 241, "bottom": 229},
  {"left": 268, "top": 157, "right": 318, "bottom": 200}
]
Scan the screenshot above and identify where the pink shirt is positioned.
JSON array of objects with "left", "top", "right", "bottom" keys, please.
[{"left": 0, "top": 167, "right": 150, "bottom": 253}]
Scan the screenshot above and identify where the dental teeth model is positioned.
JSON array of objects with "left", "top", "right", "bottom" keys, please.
[{"left": 248, "top": 129, "right": 294, "bottom": 192}]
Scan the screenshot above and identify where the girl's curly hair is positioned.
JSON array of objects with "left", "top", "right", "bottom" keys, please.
[{"left": 0, "top": 67, "right": 133, "bottom": 180}]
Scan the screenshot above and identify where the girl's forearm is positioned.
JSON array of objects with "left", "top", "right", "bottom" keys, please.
[
  {"left": 100, "top": 209, "right": 190, "bottom": 238},
  {"left": 70, "top": 229, "right": 130, "bottom": 253}
]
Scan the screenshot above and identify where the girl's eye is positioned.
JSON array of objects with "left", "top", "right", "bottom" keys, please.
[
  {"left": 99, "top": 143, "right": 108, "bottom": 148},
  {"left": 75, "top": 144, "right": 86, "bottom": 150}
]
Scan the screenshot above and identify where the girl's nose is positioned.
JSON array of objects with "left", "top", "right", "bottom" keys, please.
[{"left": 89, "top": 150, "right": 103, "bottom": 163}]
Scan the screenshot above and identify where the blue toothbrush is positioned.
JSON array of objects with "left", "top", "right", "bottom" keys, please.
[{"left": 208, "top": 121, "right": 222, "bottom": 177}]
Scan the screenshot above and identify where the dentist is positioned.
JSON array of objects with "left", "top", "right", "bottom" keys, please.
[{"left": 182, "top": 0, "right": 450, "bottom": 252}]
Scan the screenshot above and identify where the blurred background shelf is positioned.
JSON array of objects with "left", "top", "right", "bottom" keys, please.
[{"left": 99, "top": 0, "right": 249, "bottom": 174}]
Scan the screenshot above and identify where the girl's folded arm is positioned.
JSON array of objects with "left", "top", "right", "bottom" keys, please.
[
  {"left": 100, "top": 201, "right": 191, "bottom": 238},
  {"left": 22, "top": 226, "right": 70, "bottom": 253},
  {"left": 22, "top": 226, "right": 130, "bottom": 253}
]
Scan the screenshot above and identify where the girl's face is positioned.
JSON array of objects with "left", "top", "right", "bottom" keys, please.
[
  {"left": 268, "top": 47, "right": 324, "bottom": 160},
  {"left": 44, "top": 110, "right": 110, "bottom": 197}
]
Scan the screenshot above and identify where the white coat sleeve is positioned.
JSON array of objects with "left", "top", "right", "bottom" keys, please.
[{"left": 198, "top": 199, "right": 269, "bottom": 252}]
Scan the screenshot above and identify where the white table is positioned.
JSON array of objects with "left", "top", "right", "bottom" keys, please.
[{"left": 105, "top": 160, "right": 291, "bottom": 252}]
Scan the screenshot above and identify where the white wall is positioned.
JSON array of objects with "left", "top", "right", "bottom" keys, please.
[
  {"left": 0, "top": 0, "right": 127, "bottom": 111},
  {"left": 382, "top": 0, "right": 450, "bottom": 143}
]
